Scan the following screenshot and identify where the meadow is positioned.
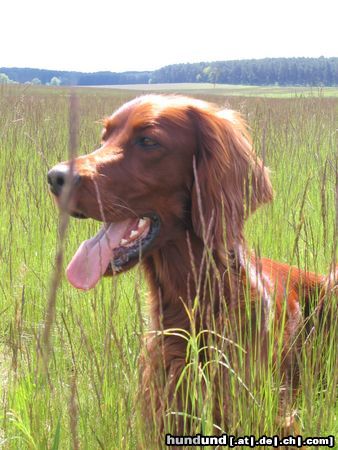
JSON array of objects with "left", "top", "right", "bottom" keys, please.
[
  {"left": 91, "top": 83, "right": 338, "bottom": 98},
  {"left": 0, "top": 84, "right": 337, "bottom": 449}
]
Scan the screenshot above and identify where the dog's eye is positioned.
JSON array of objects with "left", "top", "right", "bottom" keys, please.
[{"left": 136, "top": 136, "right": 159, "bottom": 149}]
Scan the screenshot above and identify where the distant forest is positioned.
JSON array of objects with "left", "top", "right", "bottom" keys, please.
[{"left": 1, "top": 57, "right": 337, "bottom": 86}]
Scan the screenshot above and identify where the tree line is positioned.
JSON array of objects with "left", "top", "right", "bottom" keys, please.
[{"left": 1, "top": 57, "right": 337, "bottom": 86}]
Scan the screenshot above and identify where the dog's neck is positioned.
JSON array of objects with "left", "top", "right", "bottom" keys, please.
[{"left": 143, "top": 230, "right": 241, "bottom": 331}]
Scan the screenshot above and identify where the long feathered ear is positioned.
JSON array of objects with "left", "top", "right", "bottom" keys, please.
[{"left": 189, "top": 106, "right": 273, "bottom": 250}]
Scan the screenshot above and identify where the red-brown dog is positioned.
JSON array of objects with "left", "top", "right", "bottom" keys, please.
[{"left": 48, "top": 95, "right": 336, "bottom": 437}]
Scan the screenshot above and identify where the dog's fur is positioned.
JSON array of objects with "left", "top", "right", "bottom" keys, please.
[{"left": 49, "top": 95, "right": 336, "bottom": 441}]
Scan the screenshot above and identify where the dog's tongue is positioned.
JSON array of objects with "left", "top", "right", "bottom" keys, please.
[{"left": 66, "top": 220, "right": 131, "bottom": 290}]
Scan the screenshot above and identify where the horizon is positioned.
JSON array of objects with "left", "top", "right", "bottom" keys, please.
[
  {"left": 2, "top": 0, "right": 337, "bottom": 73},
  {"left": 2, "top": 55, "right": 337, "bottom": 75}
]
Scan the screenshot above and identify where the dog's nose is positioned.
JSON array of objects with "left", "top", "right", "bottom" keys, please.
[{"left": 47, "top": 164, "right": 80, "bottom": 197}]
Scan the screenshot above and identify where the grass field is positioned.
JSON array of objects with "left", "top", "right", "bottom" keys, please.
[
  {"left": 89, "top": 83, "right": 338, "bottom": 98},
  {"left": 0, "top": 84, "right": 337, "bottom": 449}
]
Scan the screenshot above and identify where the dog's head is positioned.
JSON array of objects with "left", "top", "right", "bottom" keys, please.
[{"left": 48, "top": 95, "right": 272, "bottom": 289}]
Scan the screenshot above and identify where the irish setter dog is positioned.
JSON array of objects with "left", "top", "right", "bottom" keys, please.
[{"left": 48, "top": 95, "right": 335, "bottom": 441}]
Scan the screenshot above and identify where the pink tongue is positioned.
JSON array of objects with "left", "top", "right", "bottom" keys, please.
[{"left": 66, "top": 220, "right": 132, "bottom": 290}]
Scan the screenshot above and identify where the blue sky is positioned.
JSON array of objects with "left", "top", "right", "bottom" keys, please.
[{"left": 2, "top": 0, "right": 336, "bottom": 72}]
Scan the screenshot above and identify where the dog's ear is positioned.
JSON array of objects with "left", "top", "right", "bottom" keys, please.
[{"left": 189, "top": 106, "right": 273, "bottom": 250}]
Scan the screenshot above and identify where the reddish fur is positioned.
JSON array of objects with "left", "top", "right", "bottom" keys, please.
[{"left": 50, "top": 95, "right": 336, "bottom": 439}]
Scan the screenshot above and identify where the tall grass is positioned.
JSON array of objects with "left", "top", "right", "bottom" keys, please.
[{"left": 0, "top": 85, "right": 336, "bottom": 448}]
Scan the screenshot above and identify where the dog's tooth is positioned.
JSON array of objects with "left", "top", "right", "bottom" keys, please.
[
  {"left": 138, "top": 218, "right": 146, "bottom": 228},
  {"left": 120, "top": 238, "right": 128, "bottom": 245},
  {"left": 130, "top": 229, "right": 139, "bottom": 238}
]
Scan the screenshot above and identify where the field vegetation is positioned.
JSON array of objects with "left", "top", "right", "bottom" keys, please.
[
  {"left": 0, "top": 84, "right": 336, "bottom": 448},
  {"left": 85, "top": 83, "right": 338, "bottom": 98}
]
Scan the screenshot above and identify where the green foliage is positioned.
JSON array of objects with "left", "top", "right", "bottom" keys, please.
[
  {"left": 0, "top": 57, "right": 337, "bottom": 86},
  {"left": 50, "top": 77, "right": 61, "bottom": 86},
  {"left": 31, "top": 77, "right": 41, "bottom": 85},
  {"left": 149, "top": 57, "right": 338, "bottom": 86},
  {"left": 0, "top": 73, "right": 11, "bottom": 84}
]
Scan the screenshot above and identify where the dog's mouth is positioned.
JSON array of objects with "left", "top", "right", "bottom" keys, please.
[{"left": 66, "top": 214, "right": 160, "bottom": 290}]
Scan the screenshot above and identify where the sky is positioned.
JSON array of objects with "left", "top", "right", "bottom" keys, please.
[{"left": 2, "top": 0, "right": 336, "bottom": 73}]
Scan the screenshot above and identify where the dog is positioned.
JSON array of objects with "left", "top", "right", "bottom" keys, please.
[{"left": 48, "top": 94, "right": 336, "bottom": 442}]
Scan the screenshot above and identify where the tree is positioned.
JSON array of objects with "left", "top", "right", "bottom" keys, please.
[
  {"left": 0, "top": 73, "right": 10, "bottom": 84},
  {"left": 50, "top": 77, "right": 61, "bottom": 86},
  {"left": 31, "top": 78, "right": 41, "bottom": 85},
  {"left": 325, "top": 62, "right": 333, "bottom": 86},
  {"left": 201, "top": 66, "right": 219, "bottom": 86}
]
